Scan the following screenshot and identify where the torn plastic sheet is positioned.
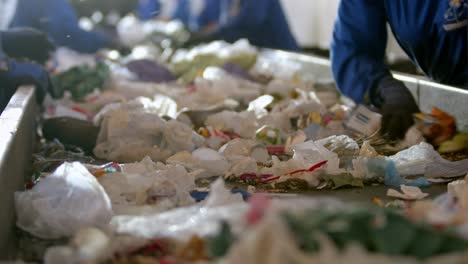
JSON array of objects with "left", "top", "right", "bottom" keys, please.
[
  {"left": 110, "top": 203, "right": 248, "bottom": 241},
  {"left": 15, "top": 162, "right": 113, "bottom": 239},
  {"left": 387, "top": 185, "right": 429, "bottom": 200},
  {"left": 389, "top": 142, "right": 468, "bottom": 178}
]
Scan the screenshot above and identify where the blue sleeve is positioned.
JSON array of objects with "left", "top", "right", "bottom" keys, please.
[
  {"left": 138, "top": 0, "right": 161, "bottom": 20},
  {"left": 213, "top": 0, "right": 270, "bottom": 39},
  {"left": 197, "top": 0, "right": 221, "bottom": 28},
  {"left": 171, "top": 0, "right": 190, "bottom": 24},
  {"left": 330, "top": 0, "right": 391, "bottom": 104},
  {"left": 38, "top": 0, "right": 110, "bottom": 53}
]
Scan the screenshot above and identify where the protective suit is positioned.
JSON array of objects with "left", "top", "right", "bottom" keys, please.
[
  {"left": 138, "top": 0, "right": 198, "bottom": 29},
  {"left": 6, "top": 0, "right": 111, "bottom": 53},
  {"left": 331, "top": 0, "right": 467, "bottom": 139},
  {"left": 138, "top": 0, "right": 162, "bottom": 21},
  {"left": 195, "top": 0, "right": 299, "bottom": 51}
]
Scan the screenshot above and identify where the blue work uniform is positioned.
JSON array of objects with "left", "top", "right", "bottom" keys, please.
[
  {"left": 198, "top": 0, "right": 299, "bottom": 51},
  {"left": 137, "top": 0, "right": 162, "bottom": 21},
  {"left": 331, "top": 0, "right": 468, "bottom": 104},
  {"left": 9, "top": 0, "right": 110, "bottom": 53}
]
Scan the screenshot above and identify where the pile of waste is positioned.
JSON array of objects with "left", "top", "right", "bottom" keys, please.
[{"left": 12, "top": 30, "right": 468, "bottom": 263}]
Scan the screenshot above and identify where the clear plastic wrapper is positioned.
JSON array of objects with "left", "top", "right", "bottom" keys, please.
[
  {"left": 15, "top": 162, "right": 113, "bottom": 239},
  {"left": 94, "top": 97, "right": 203, "bottom": 162},
  {"left": 389, "top": 142, "right": 468, "bottom": 178}
]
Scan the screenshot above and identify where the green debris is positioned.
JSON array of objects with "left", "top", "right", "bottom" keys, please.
[
  {"left": 52, "top": 62, "right": 109, "bottom": 100},
  {"left": 282, "top": 208, "right": 468, "bottom": 260},
  {"left": 321, "top": 173, "right": 364, "bottom": 189},
  {"left": 208, "top": 221, "right": 235, "bottom": 258}
]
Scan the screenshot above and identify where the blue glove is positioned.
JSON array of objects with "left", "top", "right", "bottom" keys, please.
[
  {"left": 1, "top": 28, "right": 55, "bottom": 64},
  {"left": 3, "top": 60, "right": 53, "bottom": 104},
  {"left": 373, "top": 76, "right": 420, "bottom": 140}
]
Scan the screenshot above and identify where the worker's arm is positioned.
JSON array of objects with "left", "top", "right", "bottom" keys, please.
[
  {"left": 210, "top": 0, "right": 270, "bottom": 41},
  {"left": 0, "top": 28, "right": 55, "bottom": 64},
  {"left": 196, "top": 0, "right": 222, "bottom": 29},
  {"left": 187, "top": 0, "right": 269, "bottom": 45},
  {"left": 331, "top": 0, "right": 419, "bottom": 139},
  {"left": 38, "top": 0, "right": 111, "bottom": 53},
  {"left": 330, "top": 0, "right": 390, "bottom": 104},
  {"left": 171, "top": 0, "right": 191, "bottom": 25}
]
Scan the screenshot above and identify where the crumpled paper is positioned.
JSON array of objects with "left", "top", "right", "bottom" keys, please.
[
  {"left": 389, "top": 142, "right": 468, "bottom": 178},
  {"left": 15, "top": 162, "right": 113, "bottom": 239}
]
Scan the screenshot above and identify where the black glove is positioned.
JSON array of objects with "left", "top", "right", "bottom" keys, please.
[
  {"left": 374, "top": 76, "right": 420, "bottom": 140},
  {"left": 5, "top": 60, "right": 54, "bottom": 104},
  {"left": 1, "top": 28, "right": 55, "bottom": 64}
]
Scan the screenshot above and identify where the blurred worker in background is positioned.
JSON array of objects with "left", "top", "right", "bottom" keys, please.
[
  {"left": 138, "top": 0, "right": 162, "bottom": 21},
  {"left": 137, "top": 0, "right": 203, "bottom": 31},
  {"left": 187, "top": 0, "right": 299, "bottom": 51},
  {"left": 0, "top": 0, "right": 118, "bottom": 53},
  {"left": 0, "top": 28, "right": 55, "bottom": 112},
  {"left": 331, "top": 0, "right": 467, "bottom": 140}
]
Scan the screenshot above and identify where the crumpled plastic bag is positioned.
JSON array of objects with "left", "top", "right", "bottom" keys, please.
[
  {"left": 292, "top": 140, "right": 342, "bottom": 175},
  {"left": 99, "top": 157, "right": 196, "bottom": 215},
  {"left": 167, "top": 148, "right": 230, "bottom": 179},
  {"left": 316, "top": 135, "right": 360, "bottom": 169},
  {"left": 205, "top": 111, "right": 258, "bottom": 138},
  {"left": 192, "top": 148, "right": 230, "bottom": 178},
  {"left": 389, "top": 142, "right": 468, "bottom": 178},
  {"left": 15, "top": 162, "right": 113, "bottom": 239},
  {"left": 94, "top": 98, "right": 204, "bottom": 162},
  {"left": 225, "top": 156, "right": 258, "bottom": 178},
  {"left": 44, "top": 228, "right": 110, "bottom": 264},
  {"left": 202, "top": 178, "right": 244, "bottom": 207}
]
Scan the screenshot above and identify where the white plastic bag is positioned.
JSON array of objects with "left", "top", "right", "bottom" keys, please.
[
  {"left": 205, "top": 111, "right": 258, "bottom": 138},
  {"left": 99, "top": 158, "right": 196, "bottom": 215},
  {"left": 15, "top": 162, "right": 113, "bottom": 239},
  {"left": 389, "top": 142, "right": 468, "bottom": 178}
]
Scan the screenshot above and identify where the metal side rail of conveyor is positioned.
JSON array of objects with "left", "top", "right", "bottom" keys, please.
[
  {"left": 259, "top": 49, "right": 468, "bottom": 131},
  {"left": 0, "top": 86, "right": 37, "bottom": 259}
]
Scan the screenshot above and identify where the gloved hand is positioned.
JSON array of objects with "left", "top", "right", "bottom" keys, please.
[
  {"left": 1, "top": 28, "right": 55, "bottom": 64},
  {"left": 374, "top": 76, "right": 420, "bottom": 140},
  {"left": 5, "top": 60, "right": 54, "bottom": 104}
]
